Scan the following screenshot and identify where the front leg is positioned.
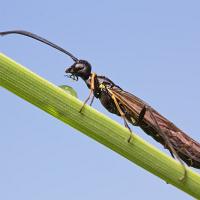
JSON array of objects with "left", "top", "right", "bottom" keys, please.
[{"left": 79, "top": 73, "right": 96, "bottom": 113}]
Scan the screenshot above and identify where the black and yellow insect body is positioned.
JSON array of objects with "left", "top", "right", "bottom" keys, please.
[{"left": 1, "top": 30, "right": 200, "bottom": 181}]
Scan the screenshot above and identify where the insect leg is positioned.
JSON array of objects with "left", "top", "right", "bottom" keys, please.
[
  {"left": 108, "top": 90, "right": 133, "bottom": 142},
  {"left": 89, "top": 95, "right": 95, "bottom": 106},
  {"left": 79, "top": 73, "right": 96, "bottom": 113},
  {"left": 169, "top": 150, "right": 175, "bottom": 158},
  {"left": 132, "top": 106, "right": 146, "bottom": 126},
  {"left": 147, "top": 106, "right": 187, "bottom": 181}
]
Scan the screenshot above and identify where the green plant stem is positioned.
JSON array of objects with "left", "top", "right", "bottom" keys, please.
[{"left": 0, "top": 53, "right": 200, "bottom": 198}]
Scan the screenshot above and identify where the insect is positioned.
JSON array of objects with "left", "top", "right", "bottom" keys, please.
[{"left": 1, "top": 30, "right": 200, "bottom": 180}]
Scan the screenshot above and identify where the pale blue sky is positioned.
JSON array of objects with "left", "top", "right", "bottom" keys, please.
[{"left": 1, "top": 1, "right": 200, "bottom": 199}]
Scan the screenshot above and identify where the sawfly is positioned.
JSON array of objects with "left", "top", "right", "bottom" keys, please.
[{"left": 1, "top": 30, "right": 200, "bottom": 180}]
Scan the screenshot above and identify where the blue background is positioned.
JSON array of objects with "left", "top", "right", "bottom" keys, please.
[{"left": 1, "top": 1, "right": 200, "bottom": 199}]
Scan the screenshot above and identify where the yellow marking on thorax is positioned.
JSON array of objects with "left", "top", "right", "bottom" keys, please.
[
  {"left": 99, "top": 83, "right": 106, "bottom": 89},
  {"left": 130, "top": 117, "right": 136, "bottom": 124}
]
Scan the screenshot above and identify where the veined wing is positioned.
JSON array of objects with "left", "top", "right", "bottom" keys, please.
[
  {"left": 109, "top": 86, "right": 172, "bottom": 129},
  {"left": 109, "top": 86, "right": 200, "bottom": 168}
]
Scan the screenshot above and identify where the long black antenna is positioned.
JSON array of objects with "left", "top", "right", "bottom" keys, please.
[{"left": 0, "top": 30, "right": 79, "bottom": 62}]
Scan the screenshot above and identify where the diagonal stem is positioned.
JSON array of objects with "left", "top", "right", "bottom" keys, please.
[{"left": 0, "top": 53, "right": 200, "bottom": 199}]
